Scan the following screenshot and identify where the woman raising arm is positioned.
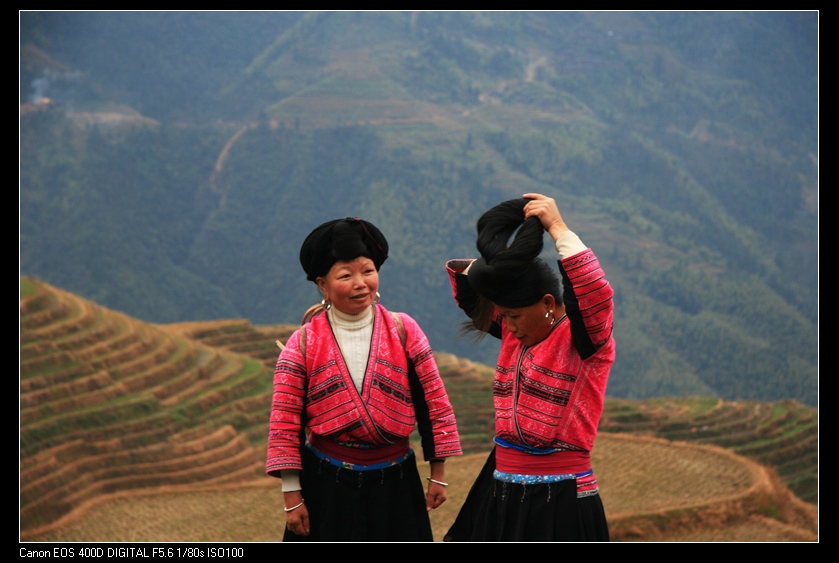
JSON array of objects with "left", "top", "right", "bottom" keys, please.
[{"left": 444, "top": 193, "right": 615, "bottom": 542}]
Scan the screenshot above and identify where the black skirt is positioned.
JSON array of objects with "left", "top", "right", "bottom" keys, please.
[
  {"left": 283, "top": 445, "right": 433, "bottom": 542},
  {"left": 445, "top": 447, "right": 610, "bottom": 542}
]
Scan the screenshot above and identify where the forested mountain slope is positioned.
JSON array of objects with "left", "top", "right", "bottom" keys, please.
[{"left": 20, "top": 11, "right": 817, "bottom": 405}]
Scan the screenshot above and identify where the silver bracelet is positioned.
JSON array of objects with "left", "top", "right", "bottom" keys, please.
[
  {"left": 284, "top": 499, "right": 305, "bottom": 512},
  {"left": 427, "top": 477, "right": 449, "bottom": 487}
]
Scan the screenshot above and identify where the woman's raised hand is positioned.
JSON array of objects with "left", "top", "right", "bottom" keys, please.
[{"left": 523, "top": 193, "right": 568, "bottom": 241}]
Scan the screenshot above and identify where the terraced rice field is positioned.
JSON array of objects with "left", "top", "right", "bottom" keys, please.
[
  {"left": 23, "top": 434, "right": 817, "bottom": 542},
  {"left": 20, "top": 277, "right": 818, "bottom": 541}
]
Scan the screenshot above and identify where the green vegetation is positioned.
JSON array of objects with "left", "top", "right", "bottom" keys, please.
[
  {"left": 20, "top": 278, "right": 37, "bottom": 298},
  {"left": 20, "top": 12, "right": 817, "bottom": 408}
]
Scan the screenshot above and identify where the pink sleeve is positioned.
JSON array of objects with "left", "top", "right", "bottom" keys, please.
[{"left": 266, "top": 328, "right": 307, "bottom": 476}]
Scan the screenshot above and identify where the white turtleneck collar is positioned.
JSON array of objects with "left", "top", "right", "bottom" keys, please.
[
  {"left": 328, "top": 305, "right": 374, "bottom": 393},
  {"left": 329, "top": 304, "right": 374, "bottom": 329}
]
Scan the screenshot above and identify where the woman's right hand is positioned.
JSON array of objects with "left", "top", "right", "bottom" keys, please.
[
  {"left": 283, "top": 490, "right": 310, "bottom": 536},
  {"left": 523, "top": 193, "right": 568, "bottom": 241}
]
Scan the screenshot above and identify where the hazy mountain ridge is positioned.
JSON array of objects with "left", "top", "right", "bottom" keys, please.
[{"left": 20, "top": 11, "right": 818, "bottom": 406}]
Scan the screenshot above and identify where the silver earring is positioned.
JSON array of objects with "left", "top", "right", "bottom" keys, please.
[
  {"left": 373, "top": 292, "right": 381, "bottom": 304},
  {"left": 321, "top": 298, "right": 332, "bottom": 311}
]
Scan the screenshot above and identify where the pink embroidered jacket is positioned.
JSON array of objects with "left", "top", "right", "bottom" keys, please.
[
  {"left": 446, "top": 248, "right": 615, "bottom": 454},
  {"left": 266, "top": 305, "right": 462, "bottom": 476}
]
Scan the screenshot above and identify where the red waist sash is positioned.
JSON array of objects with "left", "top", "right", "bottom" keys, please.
[
  {"left": 495, "top": 444, "right": 591, "bottom": 475},
  {"left": 308, "top": 433, "right": 411, "bottom": 466}
]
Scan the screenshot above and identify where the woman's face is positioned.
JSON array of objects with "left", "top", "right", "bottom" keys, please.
[
  {"left": 494, "top": 296, "right": 556, "bottom": 348},
  {"left": 317, "top": 256, "right": 379, "bottom": 315}
]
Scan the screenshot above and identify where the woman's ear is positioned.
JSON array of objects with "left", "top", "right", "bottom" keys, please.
[{"left": 543, "top": 294, "right": 557, "bottom": 311}]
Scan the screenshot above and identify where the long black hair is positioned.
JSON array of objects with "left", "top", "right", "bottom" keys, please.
[{"left": 464, "top": 198, "right": 561, "bottom": 336}]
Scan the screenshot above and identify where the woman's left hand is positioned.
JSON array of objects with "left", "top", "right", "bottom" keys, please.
[{"left": 426, "top": 481, "right": 448, "bottom": 511}]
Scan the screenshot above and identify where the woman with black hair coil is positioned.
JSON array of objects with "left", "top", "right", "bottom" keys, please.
[
  {"left": 444, "top": 193, "right": 615, "bottom": 542},
  {"left": 267, "top": 217, "right": 462, "bottom": 542}
]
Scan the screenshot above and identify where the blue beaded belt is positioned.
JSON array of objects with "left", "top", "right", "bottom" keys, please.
[
  {"left": 493, "top": 469, "right": 593, "bottom": 485},
  {"left": 306, "top": 442, "right": 414, "bottom": 471}
]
